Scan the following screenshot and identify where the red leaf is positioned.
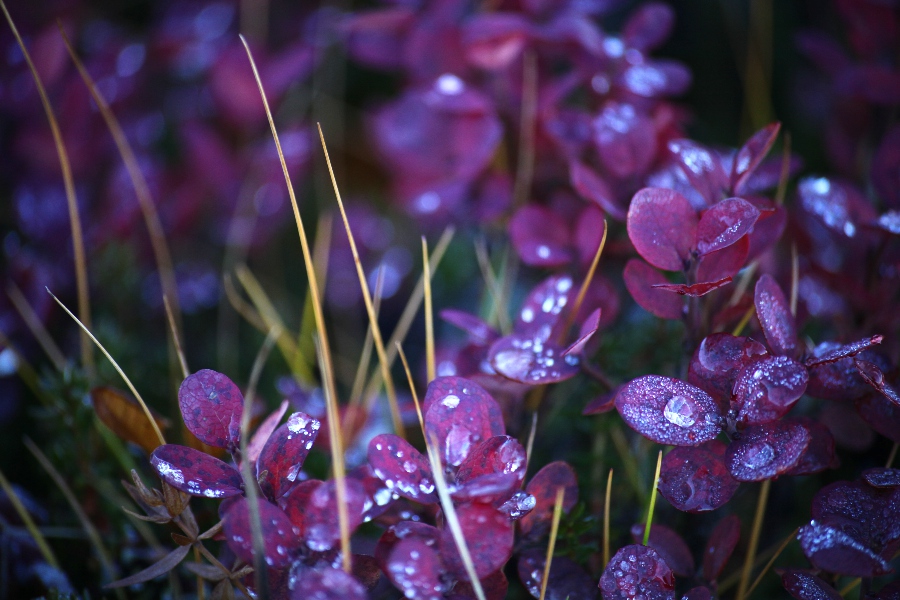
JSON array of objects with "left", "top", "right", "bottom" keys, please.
[
  {"left": 688, "top": 333, "right": 768, "bottom": 402},
  {"left": 178, "top": 369, "right": 244, "bottom": 450},
  {"left": 598, "top": 545, "right": 675, "bottom": 599},
  {"left": 424, "top": 377, "right": 504, "bottom": 468},
  {"left": 696, "top": 235, "right": 749, "bottom": 281},
  {"left": 300, "top": 478, "right": 367, "bottom": 552},
  {"left": 570, "top": 160, "right": 626, "bottom": 220},
  {"left": 461, "top": 13, "right": 530, "bottom": 71},
  {"left": 564, "top": 308, "right": 602, "bottom": 356},
  {"left": 245, "top": 399, "right": 289, "bottom": 465},
  {"left": 732, "top": 122, "right": 781, "bottom": 195},
  {"left": 456, "top": 435, "right": 526, "bottom": 484},
  {"left": 658, "top": 441, "right": 739, "bottom": 513},
  {"left": 785, "top": 418, "right": 838, "bottom": 476},
  {"left": 627, "top": 187, "right": 698, "bottom": 271},
  {"left": 384, "top": 537, "right": 446, "bottom": 600},
  {"left": 630, "top": 523, "right": 695, "bottom": 577},
  {"left": 669, "top": 138, "right": 729, "bottom": 205},
  {"left": 733, "top": 356, "right": 809, "bottom": 426},
  {"left": 367, "top": 434, "right": 437, "bottom": 503},
  {"left": 593, "top": 102, "right": 657, "bottom": 180},
  {"left": 806, "top": 336, "right": 883, "bottom": 367},
  {"left": 703, "top": 514, "right": 740, "bottom": 581},
  {"left": 623, "top": 2, "right": 675, "bottom": 51},
  {"left": 696, "top": 198, "right": 761, "bottom": 256},
  {"left": 519, "top": 461, "right": 578, "bottom": 536},
  {"left": 440, "top": 503, "right": 514, "bottom": 580},
  {"left": 256, "top": 411, "right": 321, "bottom": 500},
  {"left": 623, "top": 259, "right": 684, "bottom": 320},
  {"left": 726, "top": 420, "right": 810, "bottom": 481},
  {"left": 517, "top": 549, "right": 595, "bottom": 600},
  {"left": 221, "top": 496, "right": 298, "bottom": 570},
  {"left": 150, "top": 444, "right": 243, "bottom": 498},
  {"left": 652, "top": 276, "right": 732, "bottom": 297},
  {"left": 755, "top": 274, "right": 798, "bottom": 357},
  {"left": 509, "top": 205, "right": 572, "bottom": 267},
  {"left": 288, "top": 565, "right": 368, "bottom": 600},
  {"left": 615, "top": 376, "right": 723, "bottom": 446}
]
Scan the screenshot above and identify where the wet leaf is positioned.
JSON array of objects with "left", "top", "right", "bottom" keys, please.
[
  {"left": 797, "top": 521, "right": 892, "bottom": 577},
  {"left": 367, "top": 434, "right": 437, "bottom": 503},
  {"left": 593, "top": 102, "right": 657, "bottom": 181},
  {"left": 732, "top": 122, "right": 781, "bottom": 195},
  {"left": 424, "top": 377, "right": 504, "bottom": 468},
  {"left": 622, "top": 2, "right": 675, "bottom": 52},
  {"left": 726, "top": 420, "right": 810, "bottom": 481},
  {"left": 280, "top": 479, "right": 322, "bottom": 536},
  {"left": 681, "top": 588, "right": 713, "bottom": 600},
  {"left": 754, "top": 274, "right": 798, "bottom": 357},
  {"left": 811, "top": 480, "right": 900, "bottom": 551},
  {"left": 570, "top": 160, "right": 626, "bottom": 220},
  {"left": 257, "top": 412, "right": 321, "bottom": 501},
  {"left": 150, "top": 445, "right": 243, "bottom": 499},
  {"left": 440, "top": 502, "right": 514, "bottom": 580},
  {"left": 688, "top": 333, "right": 768, "bottom": 404},
  {"left": 456, "top": 435, "right": 527, "bottom": 484},
  {"left": 178, "top": 369, "right": 244, "bottom": 450},
  {"left": 806, "top": 345, "right": 888, "bottom": 400},
  {"left": 221, "top": 496, "right": 298, "bottom": 570},
  {"left": 598, "top": 544, "right": 675, "bottom": 600},
  {"left": 855, "top": 359, "right": 900, "bottom": 406},
  {"left": 615, "top": 376, "right": 723, "bottom": 446},
  {"left": 300, "top": 478, "right": 367, "bottom": 552},
  {"left": 449, "top": 569, "right": 508, "bottom": 600},
  {"left": 696, "top": 235, "right": 749, "bottom": 282},
  {"left": 658, "top": 441, "right": 739, "bottom": 512},
  {"left": 702, "top": 514, "right": 740, "bottom": 581},
  {"left": 510, "top": 205, "right": 573, "bottom": 267},
  {"left": 105, "top": 544, "right": 191, "bottom": 588},
  {"left": 92, "top": 386, "right": 169, "bottom": 454},
  {"left": 784, "top": 418, "right": 838, "bottom": 476},
  {"left": 517, "top": 548, "right": 596, "bottom": 600},
  {"left": 627, "top": 187, "right": 698, "bottom": 272},
  {"left": 451, "top": 472, "right": 522, "bottom": 504},
  {"left": 623, "top": 259, "right": 684, "bottom": 320},
  {"left": 513, "top": 275, "right": 574, "bottom": 338},
  {"left": 695, "top": 198, "right": 760, "bottom": 256},
  {"left": 440, "top": 309, "right": 498, "bottom": 346},
  {"left": 862, "top": 468, "right": 900, "bottom": 488},
  {"left": 855, "top": 392, "right": 900, "bottom": 443},
  {"left": 489, "top": 333, "right": 580, "bottom": 385},
  {"left": 804, "top": 335, "right": 882, "bottom": 368},
  {"left": 385, "top": 536, "right": 445, "bottom": 600},
  {"left": 630, "top": 523, "right": 695, "bottom": 577},
  {"left": 519, "top": 461, "right": 578, "bottom": 536},
  {"left": 564, "top": 308, "right": 601, "bottom": 356},
  {"left": 375, "top": 521, "right": 442, "bottom": 575},
  {"left": 732, "top": 356, "right": 809, "bottom": 426},
  {"left": 245, "top": 399, "right": 289, "bottom": 465},
  {"left": 651, "top": 276, "right": 732, "bottom": 297},
  {"left": 668, "top": 139, "right": 728, "bottom": 206},
  {"left": 288, "top": 564, "right": 368, "bottom": 600},
  {"left": 782, "top": 569, "right": 842, "bottom": 600}
]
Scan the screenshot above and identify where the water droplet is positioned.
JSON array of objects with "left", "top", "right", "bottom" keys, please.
[
  {"left": 441, "top": 394, "right": 460, "bottom": 409},
  {"left": 663, "top": 396, "right": 697, "bottom": 427},
  {"left": 741, "top": 442, "right": 775, "bottom": 469}
]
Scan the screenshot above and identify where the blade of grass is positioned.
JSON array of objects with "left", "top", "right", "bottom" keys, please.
[
  {"left": 349, "top": 270, "right": 385, "bottom": 410},
  {"left": 539, "top": 487, "right": 565, "bottom": 600},
  {"left": 23, "top": 437, "right": 120, "bottom": 585},
  {"left": 298, "top": 213, "right": 334, "bottom": 365},
  {"left": 238, "top": 326, "right": 280, "bottom": 598},
  {"left": 223, "top": 273, "right": 269, "bottom": 332},
  {"left": 48, "top": 290, "right": 165, "bottom": 446},
  {"left": 565, "top": 219, "right": 608, "bottom": 338},
  {"left": 318, "top": 124, "right": 403, "bottom": 438},
  {"left": 643, "top": 450, "right": 663, "bottom": 545},
  {"left": 732, "top": 304, "right": 757, "bottom": 337},
  {"left": 360, "top": 227, "right": 454, "bottom": 408},
  {"left": 474, "top": 238, "right": 512, "bottom": 334},
  {"left": 524, "top": 412, "right": 538, "bottom": 475},
  {"left": 58, "top": 24, "right": 183, "bottom": 357},
  {"left": 164, "top": 295, "right": 190, "bottom": 380},
  {"left": 736, "top": 479, "right": 772, "bottom": 600},
  {"left": 0, "top": 5, "right": 92, "bottom": 374},
  {"left": 727, "top": 261, "right": 758, "bottom": 308},
  {"left": 743, "top": 526, "right": 799, "bottom": 598},
  {"left": 512, "top": 50, "right": 537, "bottom": 209},
  {"left": 603, "top": 469, "right": 613, "bottom": 567},
  {"left": 425, "top": 435, "right": 487, "bottom": 600},
  {"left": 314, "top": 336, "right": 352, "bottom": 572},
  {"left": 239, "top": 34, "right": 340, "bottom": 456},
  {"left": 610, "top": 426, "right": 645, "bottom": 502},
  {"left": 7, "top": 283, "right": 66, "bottom": 372},
  {"left": 790, "top": 243, "right": 799, "bottom": 317},
  {"left": 0, "top": 465, "right": 60, "bottom": 571},
  {"left": 887, "top": 443, "right": 899, "bottom": 468},
  {"left": 396, "top": 342, "right": 426, "bottom": 440},
  {"left": 422, "top": 238, "right": 435, "bottom": 383}
]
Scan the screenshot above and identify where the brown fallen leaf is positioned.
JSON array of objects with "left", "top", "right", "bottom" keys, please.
[{"left": 91, "top": 386, "right": 170, "bottom": 454}]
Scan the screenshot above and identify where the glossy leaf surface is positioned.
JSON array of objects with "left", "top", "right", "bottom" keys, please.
[
  {"left": 301, "top": 478, "right": 367, "bottom": 552},
  {"left": 221, "top": 496, "right": 298, "bottom": 570},
  {"left": 150, "top": 444, "right": 243, "bottom": 498},
  {"left": 651, "top": 276, "right": 732, "bottom": 297},
  {"left": 732, "top": 122, "right": 781, "bottom": 195},
  {"left": 630, "top": 523, "right": 695, "bottom": 577},
  {"left": 726, "top": 420, "right": 810, "bottom": 481},
  {"left": 440, "top": 502, "right": 514, "bottom": 580},
  {"left": 658, "top": 441, "right": 739, "bottom": 512},
  {"left": 424, "top": 378, "right": 504, "bottom": 468},
  {"left": 688, "top": 333, "right": 768, "bottom": 403},
  {"left": 782, "top": 570, "right": 842, "bottom": 600},
  {"left": 627, "top": 187, "right": 698, "bottom": 272},
  {"left": 257, "top": 411, "right": 320, "bottom": 500},
  {"left": 288, "top": 564, "right": 368, "bottom": 600},
  {"left": 519, "top": 461, "right": 578, "bottom": 536},
  {"left": 367, "top": 434, "right": 436, "bottom": 503},
  {"left": 732, "top": 356, "right": 809, "bottom": 425},
  {"left": 754, "top": 274, "right": 798, "bottom": 357},
  {"left": 797, "top": 521, "right": 892, "bottom": 577},
  {"left": 624, "top": 259, "right": 683, "bottom": 320},
  {"left": 385, "top": 536, "right": 445, "bottom": 600},
  {"left": 489, "top": 333, "right": 580, "bottom": 385},
  {"left": 178, "top": 369, "right": 244, "bottom": 450},
  {"left": 456, "top": 435, "right": 526, "bottom": 484},
  {"left": 598, "top": 544, "right": 675, "bottom": 600},
  {"left": 695, "top": 198, "right": 760, "bottom": 256},
  {"left": 616, "top": 376, "right": 722, "bottom": 446},
  {"left": 517, "top": 548, "right": 596, "bottom": 600}
]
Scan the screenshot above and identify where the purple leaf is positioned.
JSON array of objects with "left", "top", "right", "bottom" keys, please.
[
  {"left": 688, "top": 333, "right": 768, "bottom": 404},
  {"left": 696, "top": 235, "right": 749, "bottom": 282},
  {"left": 732, "top": 356, "right": 809, "bottom": 426},
  {"left": 583, "top": 386, "right": 620, "bottom": 415},
  {"left": 440, "top": 309, "right": 498, "bottom": 346},
  {"left": 280, "top": 479, "right": 322, "bottom": 536},
  {"left": 652, "top": 276, "right": 732, "bottom": 297},
  {"left": 564, "top": 308, "right": 602, "bottom": 356},
  {"left": 489, "top": 333, "right": 581, "bottom": 384},
  {"left": 574, "top": 205, "right": 608, "bottom": 266},
  {"left": 622, "top": 2, "right": 675, "bottom": 51},
  {"left": 288, "top": 564, "right": 368, "bottom": 600},
  {"left": 385, "top": 537, "right": 446, "bottom": 600},
  {"left": 658, "top": 441, "right": 739, "bottom": 512},
  {"left": 682, "top": 588, "right": 713, "bottom": 600},
  {"left": 513, "top": 275, "right": 575, "bottom": 337},
  {"left": 621, "top": 61, "right": 691, "bottom": 98},
  {"left": 731, "top": 122, "right": 781, "bottom": 195},
  {"left": 510, "top": 205, "right": 573, "bottom": 267},
  {"left": 450, "top": 569, "right": 508, "bottom": 600},
  {"left": 782, "top": 569, "right": 842, "bottom": 600},
  {"left": 456, "top": 435, "right": 527, "bottom": 484},
  {"left": 668, "top": 139, "right": 728, "bottom": 206},
  {"left": 461, "top": 13, "right": 531, "bottom": 71},
  {"left": 615, "top": 376, "right": 722, "bottom": 446},
  {"left": 797, "top": 177, "right": 876, "bottom": 239},
  {"left": 623, "top": 259, "right": 684, "bottom": 320},
  {"left": 221, "top": 496, "right": 298, "bottom": 570},
  {"left": 598, "top": 545, "right": 675, "bottom": 600},
  {"left": 593, "top": 102, "right": 657, "bottom": 180},
  {"left": 570, "top": 161, "right": 627, "bottom": 220},
  {"left": 423, "top": 375, "right": 502, "bottom": 415},
  {"left": 695, "top": 198, "right": 761, "bottom": 256},
  {"left": 725, "top": 420, "right": 810, "bottom": 481},
  {"left": 806, "top": 344, "right": 888, "bottom": 400},
  {"left": 340, "top": 8, "right": 414, "bottom": 70},
  {"left": 245, "top": 399, "right": 289, "bottom": 465},
  {"left": 441, "top": 502, "right": 514, "bottom": 580},
  {"left": 424, "top": 377, "right": 505, "bottom": 468},
  {"left": 856, "top": 391, "right": 900, "bottom": 443},
  {"left": 755, "top": 274, "right": 798, "bottom": 357},
  {"left": 451, "top": 473, "right": 522, "bottom": 504},
  {"left": 150, "top": 445, "right": 243, "bottom": 498},
  {"left": 367, "top": 434, "right": 436, "bottom": 503},
  {"left": 855, "top": 359, "right": 900, "bottom": 406},
  {"left": 517, "top": 548, "right": 596, "bottom": 600},
  {"left": 811, "top": 480, "right": 900, "bottom": 551},
  {"left": 497, "top": 491, "right": 537, "bottom": 521},
  {"left": 805, "top": 335, "right": 883, "bottom": 368},
  {"left": 257, "top": 412, "right": 320, "bottom": 501},
  {"left": 301, "top": 479, "right": 367, "bottom": 552},
  {"left": 178, "top": 369, "right": 244, "bottom": 450},
  {"left": 862, "top": 468, "right": 900, "bottom": 489},
  {"left": 746, "top": 203, "right": 787, "bottom": 260},
  {"left": 519, "top": 461, "right": 578, "bottom": 537},
  {"left": 630, "top": 523, "right": 695, "bottom": 577},
  {"left": 105, "top": 544, "right": 192, "bottom": 588},
  {"left": 784, "top": 418, "right": 838, "bottom": 476},
  {"left": 797, "top": 521, "right": 892, "bottom": 577},
  {"left": 375, "top": 521, "right": 441, "bottom": 575},
  {"left": 627, "top": 188, "right": 698, "bottom": 272},
  {"left": 702, "top": 514, "right": 740, "bottom": 581}
]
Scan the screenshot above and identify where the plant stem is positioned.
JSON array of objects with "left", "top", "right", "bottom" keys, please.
[{"left": 736, "top": 479, "right": 771, "bottom": 600}]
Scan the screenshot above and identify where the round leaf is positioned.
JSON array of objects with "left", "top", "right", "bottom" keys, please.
[
  {"left": 367, "top": 434, "right": 436, "bottom": 503},
  {"left": 658, "top": 441, "right": 738, "bottom": 512},
  {"left": 221, "top": 496, "right": 298, "bottom": 570},
  {"left": 440, "top": 502, "right": 514, "bottom": 580},
  {"left": 456, "top": 435, "right": 526, "bottom": 485},
  {"left": 257, "top": 411, "right": 321, "bottom": 500},
  {"left": 519, "top": 461, "right": 578, "bottom": 536},
  {"left": 385, "top": 537, "right": 446, "bottom": 600},
  {"left": 726, "top": 420, "right": 810, "bottom": 481},
  {"left": 695, "top": 198, "right": 761, "bottom": 256},
  {"left": 598, "top": 544, "right": 675, "bottom": 600},
  {"left": 754, "top": 274, "right": 798, "bottom": 357},
  {"left": 627, "top": 187, "right": 698, "bottom": 272},
  {"left": 623, "top": 259, "right": 684, "bottom": 320},
  {"left": 732, "top": 356, "right": 809, "bottom": 426},
  {"left": 178, "top": 369, "right": 244, "bottom": 450},
  {"left": 150, "top": 444, "right": 243, "bottom": 498},
  {"left": 424, "top": 378, "right": 504, "bottom": 468}
]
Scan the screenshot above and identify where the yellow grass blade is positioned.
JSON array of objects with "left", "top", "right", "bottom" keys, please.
[
  {"left": 318, "top": 124, "right": 403, "bottom": 438},
  {"left": 0, "top": 5, "right": 92, "bottom": 373},
  {"left": 539, "top": 487, "right": 566, "bottom": 600},
  {"left": 0, "top": 465, "right": 61, "bottom": 570},
  {"left": 566, "top": 218, "right": 608, "bottom": 338},
  {"left": 7, "top": 282, "right": 66, "bottom": 372},
  {"left": 643, "top": 450, "right": 663, "bottom": 545},
  {"left": 736, "top": 479, "right": 772, "bottom": 600},
  {"left": 164, "top": 295, "right": 189, "bottom": 380},
  {"left": 603, "top": 468, "right": 613, "bottom": 567},
  {"left": 422, "top": 238, "right": 435, "bottom": 383},
  {"left": 396, "top": 342, "right": 426, "bottom": 440}
]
